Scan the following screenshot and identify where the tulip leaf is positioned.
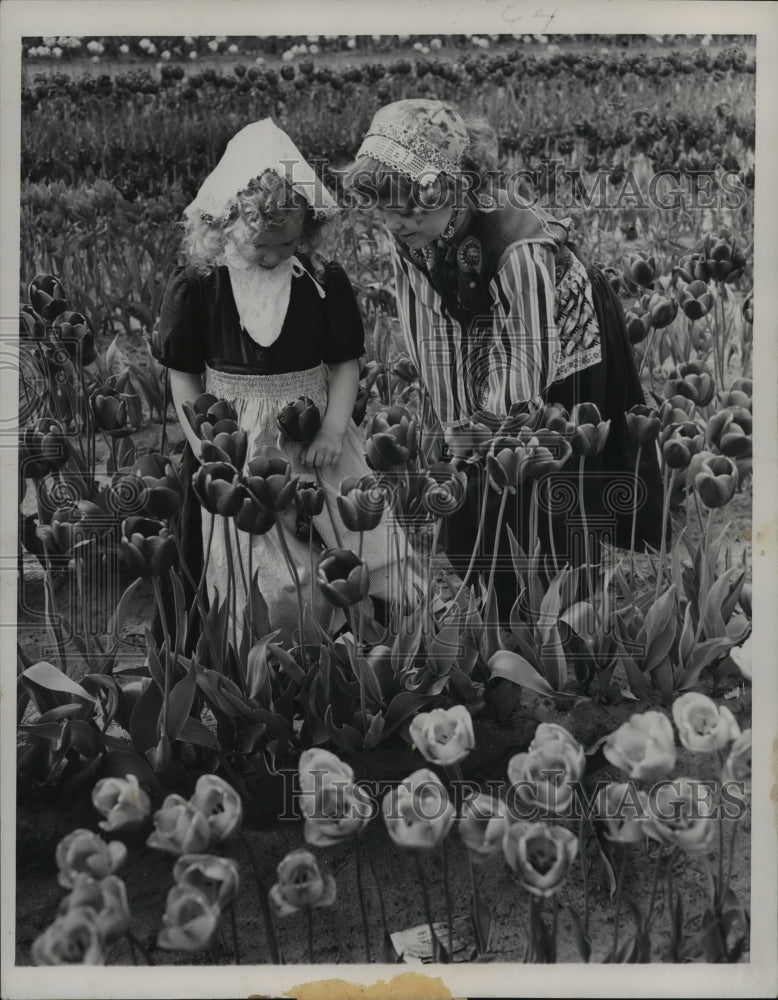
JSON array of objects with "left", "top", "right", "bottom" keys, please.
[
  {"left": 245, "top": 633, "right": 281, "bottom": 704},
  {"left": 702, "top": 567, "right": 741, "bottom": 640},
  {"left": 67, "top": 719, "right": 104, "bottom": 759},
  {"left": 677, "top": 603, "right": 696, "bottom": 668},
  {"left": 620, "top": 654, "right": 651, "bottom": 701},
  {"left": 362, "top": 712, "right": 386, "bottom": 750},
  {"left": 390, "top": 600, "right": 424, "bottom": 674},
  {"left": 169, "top": 566, "right": 187, "bottom": 651},
  {"left": 537, "top": 569, "right": 568, "bottom": 645},
  {"left": 324, "top": 705, "right": 364, "bottom": 751},
  {"left": 470, "top": 891, "right": 493, "bottom": 955},
  {"left": 539, "top": 629, "right": 568, "bottom": 693},
  {"left": 178, "top": 716, "right": 220, "bottom": 750},
  {"left": 487, "top": 650, "right": 576, "bottom": 700},
  {"left": 21, "top": 661, "right": 98, "bottom": 706},
  {"left": 165, "top": 658, "right": 197, "bottom": 742},
  {"left": 129, "top": 677, "right": 163, "bottom": 754},
  {"left": 268, "top": 643, "right": 305, "bottom": 686},
  {"left": 560, "top": 601, "right": 597, "bottom": 645},
  {"left": 427, "top": 622, "right": 461, "bottom": 678},
  {"left": 19, "top": 721, "right": 67, "bottom": 743},
  {"left": 680, "top": 636, "right": 737, "bottom": 690},
  {"left": 382, "top": 691, "right": 434, "bottom": 737},
  {"left": 346, "top": 644, "right": 384, "bottom": 710},
  {"left": 143, "top": 626, "right": 167, "bottom": 693},
  {"left": 81, "top": 674, "right": 121, "bottom": 729},
  {"left": 642, "top": 585, "right": 678, "bottom": 672}
]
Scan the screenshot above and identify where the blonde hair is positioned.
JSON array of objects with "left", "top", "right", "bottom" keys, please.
[
  {"left": 340, "top": 115, "right": 500, "bottom": 213},
  {"left": 181, "top": 169, "right": 334, "bottom": 274}
]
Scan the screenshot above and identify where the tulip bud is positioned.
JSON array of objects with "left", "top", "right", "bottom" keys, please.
[
  {"left": 624, "top": 308, "right": 652, "bottom": 345},
  {"left": 317, "top": 547, "right": 370, "bottom": 608},
  {"left": 294, "top": 480, "right": 325, "bottom": 517},
  {"left": 55, "top": 829, "right": 127, "bottom": 889},
  {"left": 20, "top": 418, "right": 71, "bottom": 478},
  {"left": 676, "top": 278, "right": 714, "bottom": 321},
  {"left": 269, "top": 850, "right": 337, "bottom": 915},
  {"left": 192, "top": 461, "right": 244, "bottom": 516},
  {"left": 245, "top": 451, "right": 297, "bottom": 511},
  {"left": 622, "top": 250, "right": 658, "bottom": 289},
  {"left": 20, "top": 304, "right": 47, "bottom": 341},
  {"left": 121, "top": 515, "right": 177, "bottom": 577},
  {"left": 502, "top": 821, "right": 578, "bottom": 898},
  {"left": 28, "top": 272, "right": 67, "bottom": 321},
  {"left": 91, "top": 387, "right": 137, "bottom": 437},
  {"left": 189, "top": 774, "right": 243, "bottom": 842},
  {"left": 277, "top": 396, "right": 323, "bottom": 444},
  {"left": 337, "top": 475, "right": 385, "bottom": 531},
  {"left": 382, "top": 769, "right": 455, "bottom": 851},
  {"left": 647, "top": 291, "right": 678, "bottom": 329},
  {"left": 694, "top": 454, "right": 738, "bottom": 508},
  {"left": 626, "top": 404, "right": 661, "bottom": 446},
  {"left": 51, "top": 311, "right": 97, "bottom": 366},
  {"left": 157, "top": 884, "right": 221, "bottom": 951}
]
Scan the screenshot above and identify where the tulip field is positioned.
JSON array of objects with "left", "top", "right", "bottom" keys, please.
[{"left": 13, "top": 33, "right": 756, "bottom": 977}]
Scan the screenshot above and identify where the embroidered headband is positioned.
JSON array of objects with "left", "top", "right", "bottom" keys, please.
[
  {"left": 185, "top": 118, "right": 338, "bottom": 222},
  {"left": 356, "top": 99, "right": 469, "bottom": 183}
]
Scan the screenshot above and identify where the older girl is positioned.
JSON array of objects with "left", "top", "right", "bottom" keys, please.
[{"left": 343, "top": 99, "right": 663, "bottom": 613}]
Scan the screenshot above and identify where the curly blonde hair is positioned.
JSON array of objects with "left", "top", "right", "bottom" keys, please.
[
  {"left": 340, "top": 116, "right": 500, "bottom": 214},
  {"left": 181, "top": 169, "right": 335, "bottom": 274}
]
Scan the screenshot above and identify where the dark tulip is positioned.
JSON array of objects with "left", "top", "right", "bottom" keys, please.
[
  {"left": 91, "top": 387, "right": 138, "bottom": 438},
  {"left": 121, "top": 516, "right": 177, "bottom": 578},
  {"left": 51, "top": 500, "right": 108, "bottom": 557},
  {"left": 622, "top": 250, "right": 658, "bottom": 289},
  {"left": 421, "top": 462, "right": 468, "bottom": 517},
  {"left": 570, "top": 402, "right": 610, "bottom": 457},
  {"left": 337, "top": 475, "right": 385, "bottom": 531},
  {"left": 676, "top": 279, "right": 713, "bottom": 321},
  {"left": 661, "top": 424, "right": 703, "bottom": 470},
  {"left": 245, "top": 450, "right": 297, "bottom": 511},
  {"left": 694, "top": 455, "right": 738, "bottom": 509},
  {"left": 626, "top": 404, "right": 661, "bottom": 446},
  {"left": 19, "top": 418, "right": 70, "bottom": 478},
  {"left": 659, "top": 395, "right": 697, "bottom": 427},
  {"left": 700, "top": 227, "right": 748, "bottom": 283},
  {"left": 391, "top": 355, "right": 419, "bottom": 383},
  {"left": 28, "top": 273, "right": 67, "bottom": 322},
  {"left": 365, "top": 406, "right": 418, "bottom": 466},
  {"left": 742, "top": 294, "right": 753, "bottom": 325},
  {"left": 317, "top": 547, "right": 370, "bottom": 609},
  {"left": 443, "top": 421, "right": 493, "bottom": 459},
  {"left": 19, "top": 305, "right": 47, "bottom": 341},
  {"left": 51, "top": 311, "right": 97, "bottom": 366},
  {"left": 191, "top": 462, "right": 244, "bottom": 517},
  {"left": 294, "top": 480, "right": 325, "bottom": 517},
  {"left": 276, "top": 396, "right": 322, "bottom": 444},
  {"left": 664, "top": 366, "right": 715, "bottom": 408},
  {"left": 519, "top": 428, "right": 573, "bottom": 475},
  {"left": 647, "top": 292, "right": 678, "bottom": 329},
  {"left": 624, "top": 308, "right": 652, "bottom": 345},
  {"left": 485, "top": 441, "right": 527, "bottom": 493},
  {"left": 132, "top": 453, "right": 183, "bottom": 519},
  {"left": 234, "top": 490, "right": 275, "bottom": 535},
  {"left": 200, "top": 429, "right": 248, "bottom": 469}
]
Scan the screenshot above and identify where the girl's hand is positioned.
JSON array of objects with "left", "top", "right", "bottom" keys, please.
[{"left": 301, "top": 428, "right": 344, "bottom": 468}]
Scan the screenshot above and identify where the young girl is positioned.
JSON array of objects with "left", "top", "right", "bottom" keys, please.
[{"left": 154, "top": 119, "right": 407, "bottom": 643}]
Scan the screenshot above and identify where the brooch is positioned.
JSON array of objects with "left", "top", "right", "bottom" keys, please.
[{"left": 457, "top": 235, "right": 482, "bottom": 275}]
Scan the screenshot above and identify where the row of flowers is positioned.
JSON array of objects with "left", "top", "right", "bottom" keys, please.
[{"left": 31, "top": 689, "right": 750, "bottom": 964}]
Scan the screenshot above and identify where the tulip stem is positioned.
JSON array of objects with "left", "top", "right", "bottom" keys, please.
[
  {"left": 467, "top": 853, "right": 486, "bottom": 954},
  {"left": 151, "top": 575, "right": 171, "bottom": 741},
  {"left": 611, "top": 847, "right": 629, "bottom": 955},
  {"left": 126, "top": 932, "right": 154, "bottom": 965},
  {"left": 365, "top": 847, "right": 391, "bottom": 942},
  {"left": 644, "top": 846, "right": 665, "bottom": 931},
  {"left": 629, "top": 443, "right": 643, "bottom": 584},
  {"left": 694, "top": 508, "right": 716, "bottom": 646},
  {"left": 238, "top": 829, "right": 281, "bottom": 964},
  {"left": 441, "top": 838, "right": 454, "bottom": 959},
  {"left": 222, "top": 517, "right": 238, "bottom": 663},
  {"left": 485, "top": 487, "right": 509, "bottom": 620},
  {"left": 445, "top": 466, "right": 489, "bottom": 620},
  {"left": 723, "top": 815, "right": 739, "bottom": 906},
  {"left": 578, "top": 816, "right": 590, "bottom": 935},
  {"left": 413, "top": 854, "right": 439, "bottom": 962},
  {"left": 248, "top": 536, "right": 255, "bottom": 644},
  {"left": 577, "top": 457, "right": 597, "bottom": 619},
  {"left": 275, "top": 515, "right": 307, "bottom": 660},
  {"left": 306, "top": 908, "right": 315, "bottom": 963},
  {"left": 309, "top": 518, "right": 316, "bottom": 631},
  {"left": 354, "top": 837, "right": 372, "bottom": 962},
  {"left": 229, "top": 906, "right": 241, "bottom": 965},
  {"left": 546, "top": 484, "right": 559, "bottom": 577},
  {"left": 654, "top": 464, "right": 669, "bottom": 602},
  {"left": 529, "top": 478, "right": 539, "bottom": 561},
  {"left": 314, "top": 468, "right": 343, "bottom": 548},
  {"left": 231, "top": 518, "right": 249, "bottom": 622},
  {"left": 40, "top": 547, "right": 68, "bottom": 672}
]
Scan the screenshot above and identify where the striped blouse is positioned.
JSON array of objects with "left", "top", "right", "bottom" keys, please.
[{"left": 390, "top": 231, "right": 602, "bottom": 428}]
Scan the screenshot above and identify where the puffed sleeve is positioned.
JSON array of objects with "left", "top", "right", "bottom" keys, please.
[
  {"left": 153, "top": 265, "right": 207, "bottom": 374},
  {"left": 320, "top": 262, "right": 365, "bottom": 364}
]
